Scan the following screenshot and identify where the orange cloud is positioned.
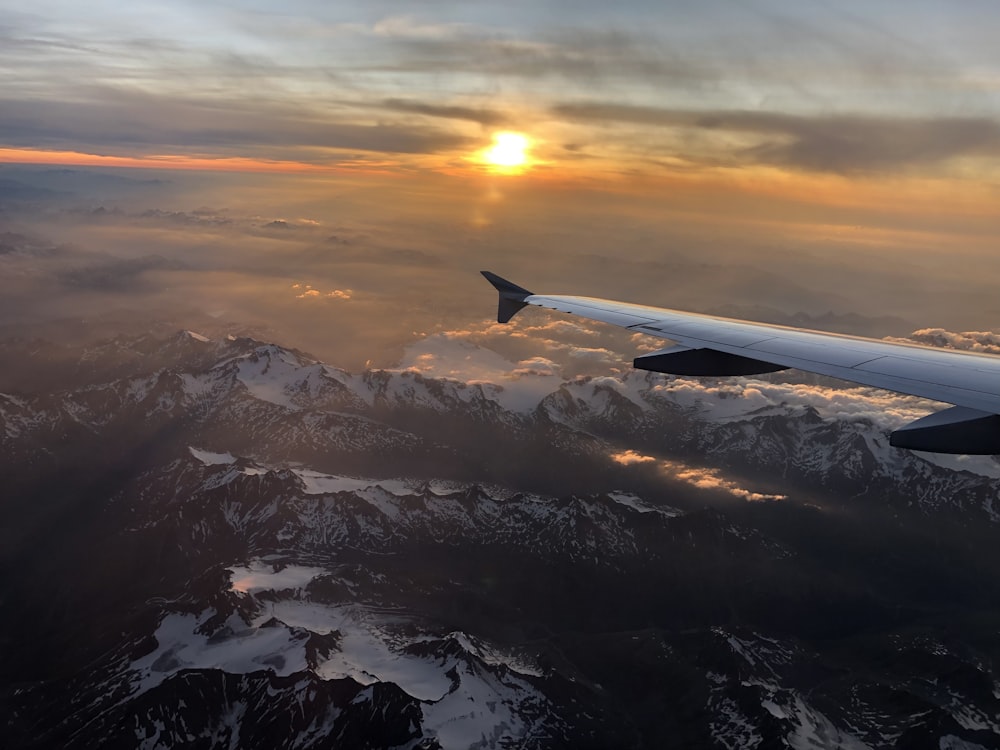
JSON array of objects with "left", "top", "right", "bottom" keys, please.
[
  {"left": 294, "top": 284, "right": 352, "bottom": 300},
  {"left": 611, "top": 449, "right": 656, "bottom": 465},
  {"left": 611, "top": 449, "right": 786, "bottom": 501},
  {"left": 0, "top": 148, "right": 346, "bottom": 174},
  {"left": 666, "top": 461, "right": 787, "bottom": 503}
]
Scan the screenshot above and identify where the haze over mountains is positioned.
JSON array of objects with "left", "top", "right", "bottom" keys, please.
[{"left": 4, "top": 163, "right": 1000, "bottom": 373}]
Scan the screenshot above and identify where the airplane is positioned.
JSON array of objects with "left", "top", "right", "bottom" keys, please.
[{"left": 482, "top": 271, "right": 1000, "bottom": 455}]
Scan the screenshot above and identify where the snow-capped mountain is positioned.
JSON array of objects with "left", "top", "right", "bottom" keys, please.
[
  {"left": 3, "top": 331, "right": 1000, "bottom": 749},
  {"left": 5, "top": 330, "right": 1000, "bottom": 519}
]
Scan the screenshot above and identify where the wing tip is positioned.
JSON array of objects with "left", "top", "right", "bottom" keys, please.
[
  {"left": 481, "top": 271, "right": 533, "bottom": 323},
  {"left": 481, "top": 271, "right": 533, "bottom": 297}
]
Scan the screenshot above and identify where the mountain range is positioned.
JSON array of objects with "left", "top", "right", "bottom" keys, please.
[{"left": 2, "top": 330, "right": 1000, "bottom": 749}]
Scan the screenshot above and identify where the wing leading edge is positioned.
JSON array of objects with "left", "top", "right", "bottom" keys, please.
[{"left": 481, "top": 271, "right": 1000, "bottom": 455}]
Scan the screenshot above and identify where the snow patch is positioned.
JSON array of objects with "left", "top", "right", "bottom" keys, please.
[
  {"left": 189, "top": 447, "right": 236, "bottom": 465},
  {"left": 180, "top": 373, "right": 215, "bottom": 399},
  {"left": 294, "top": 604, "right": 454, "bottom": 701},
  {"left": 784, "top": 695, "right": 871, "bottom": 750},
  {"left": 0, "top": 392, "right": 28, "bottom": 408},
  {"left": 439, "top": 631, "right": 543, "bottom": 678},
  {"left": 292, "top": 469, "right": 467, "bottom": 499},
  {"left": 608, "top": 491, "right": 681, "bottom": 517},
  {"left": 912, "top": 451, "right": 1000, "bottom": 480},
  {"left": 420, "top": 659, "right": 540, "bottom": 749},
  {"left": 130, "top": 611, "right": 311, "bottom": 696},
  {"left": 236, "top": 364, "right": 299, "bottom": 409},
  {"left": 940, "top": 736, "right": 990, "bottom": 750},
  {"left": 762, "top": 699, "right": 787, "bottom": 719},
  {"left": 228, "top": 561, "right": 326, "bottom": 593},
  {"left": 134, "top": 575, "right": 549, "bottom": 743},
  {"left": 232, "top": 347, "right": 311, "bottom": 410}
]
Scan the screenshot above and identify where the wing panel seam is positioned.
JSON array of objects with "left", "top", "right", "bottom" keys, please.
[{"left": 849, "top": 356, "right": 888, "bottom": 368}]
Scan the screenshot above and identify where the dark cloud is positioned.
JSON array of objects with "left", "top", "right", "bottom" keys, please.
[
  {"left": 0, "top": 166, "right": 169, "bottom": 192},
  {"left": 137, "top": 209, "right": 234, "bottom": 227},
  {"left": 0, "top": 178, "right": 67, "bottom": 205},
  {"left": 371, "top": 24, "right": 708, "bottom": 85},
  {"left": 0, "top": 230, "right": 63, "bottom": 258},
  {"left": 554, "top": 102, "right": 1000, "bottom": 173},
  {"left": 59, "top": 254, "right": 187, "bottom": 292},
  {"left": 380, "top": 98, "right": 508, "bottom": 126},
  {"left": 321, "top": 244, "right": 444, "bottom": 267},
  {"left": 0, "top": 93, "right": 472, "bottom": 159},
  {"left": 743, "top": 115, "right": 1000, "bottom": 173}
]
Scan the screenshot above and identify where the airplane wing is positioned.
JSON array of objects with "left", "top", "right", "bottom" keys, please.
[{"left": 481, "top": 271, "right": 1000, "bottom": 455}]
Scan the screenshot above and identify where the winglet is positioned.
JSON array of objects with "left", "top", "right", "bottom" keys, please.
[{"left": 481, "top": 271, "right": 533, "bottom": 323}]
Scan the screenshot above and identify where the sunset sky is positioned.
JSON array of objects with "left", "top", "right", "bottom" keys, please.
[
  {"left": 2, "top": 1, "right": 1000, "bottom": 367},
  {"left": 5, "top": 1, "right": 1000, "bottom": 177}
]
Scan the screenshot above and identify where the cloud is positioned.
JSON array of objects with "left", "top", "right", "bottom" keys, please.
[
  {"left": 611, "top": 449, "right": 656, "bottom": 465},
  {"left": 743, "top": 115, "right": 1000, "bottom": 174},
  {"left": 381, "top": 98, "right": 508, "bottom": 126},
  {"left": 0, "top": 93, "right": 473, "bottom": 162},
  {"left": 293, "top": 284, "right": 352, "bottom": 301},
  {"left": 630, "top": 333, "right": 664, "bottom": 353},
  {"left": 611, "top": 449, "right": 786, "bottom": 501},
  {"left": 523, "top": 320, "right": 602, "bottom": 339},
  {"left": 403, "top": 318, "right": 639, "bottom": 380},
  {"left": 568, "top": 347, "right": 618, "bottom": 364},
  {"left": 651, "top": 377, "right": 935, "bottom": 432},
  {"left": 392, "top": 321, "right": 949, "bottom": 436},
  {"left": 397, "top": 321, "right": 939, "bottom": 440},
  {"left": 358, "top": 19, "right": 708, "bottom": 85},
  {"left": 136, "top": 208, "right": 233, "bottom": 227},
  {"left": 662, "top": 459, "right": 787, "bottom": 503},
  {"left": 372, "top": 16, "right": 476, "bottom": 41},
  {"left": 58, "top": 254, "right": 186, "bottom": 291},
  {"left": 398, "top": 333, "right": 551, "bottom": 380},
  {"left": 553, "top": 103, "right": 1000, "bottom": 173},
  {"left": 510, "top": 357, "right": 560, "bottom": 377},
  {"left": 887, "top": 328, "right": 1000, "bottom": 355}
]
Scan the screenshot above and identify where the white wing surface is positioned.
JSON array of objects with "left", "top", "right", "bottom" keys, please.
[{"left": 482, "top": 271, "right": 1000, "bottom": 455}]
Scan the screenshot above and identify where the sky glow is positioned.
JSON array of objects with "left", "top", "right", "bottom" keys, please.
[{"left": 2, "top": 2, "right": 1000, "bottom": 371}]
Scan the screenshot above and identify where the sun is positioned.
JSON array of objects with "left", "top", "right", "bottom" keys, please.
[{"left": 481, "top": 132, "right": 532, "bottom": 172}]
